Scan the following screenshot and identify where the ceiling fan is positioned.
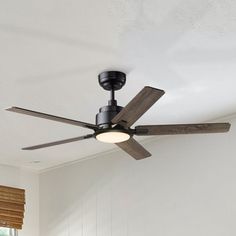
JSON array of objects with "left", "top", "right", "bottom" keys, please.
[{"left": 6, "top": 71, "right": 231, "bottom": 160}]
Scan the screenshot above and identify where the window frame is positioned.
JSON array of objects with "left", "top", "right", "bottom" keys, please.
[{"left": 0, "top": 227, "right": 18, "bottom": 236}]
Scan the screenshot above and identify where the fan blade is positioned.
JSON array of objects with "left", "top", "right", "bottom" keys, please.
[
  {"left": 116, "top": 138, "right": 151, "bottom": 160},
  {"left": 112, "top": 86, "right": 165, "bottom": 127},
  {"left": 6, "top": 107, "right": 97, "bottom": 130},
  {"left": 22, "top": 134, "right": 94, "bottom": 150},
  {"left": 135, "top": 123, "right": 231, "bottom": 135}
]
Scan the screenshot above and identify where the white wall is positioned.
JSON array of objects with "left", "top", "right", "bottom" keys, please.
[
  {"left": 0, "top": 165, "right": 39, "bottom": 236},
  {"left": 39, "top": 116, "right": 236, "bottom": 236}
]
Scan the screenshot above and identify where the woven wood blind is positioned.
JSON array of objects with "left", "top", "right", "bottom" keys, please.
[{"left": 0, "top": 185, "right": 25, "bottom": 230}]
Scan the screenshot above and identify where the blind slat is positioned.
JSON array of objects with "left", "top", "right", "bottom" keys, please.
[
  {"left": 0, "top": 209, "right": 24, "bottom": 218},
  {"left": 0, "top": 197, "right": 25, "bottom": 205},
  {"left": 0, "top": 191, "right": 25, "bottom": 199},
  {"left": 0, "top": 215, "right": 23, "bottom": 224},
  {"left": 0, "top": 186, "right": 25, "bottom": 194},
  {"left": 0, "top": 201, "right": 24, "bottom": 212}
]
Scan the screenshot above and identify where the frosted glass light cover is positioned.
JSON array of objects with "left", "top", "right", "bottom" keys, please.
[{"left": 96, "top": 131, "right": 130, "bottom": 143}]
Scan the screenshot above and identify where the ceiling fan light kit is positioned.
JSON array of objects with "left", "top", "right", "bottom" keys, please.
[
  {"left": 96, "top": 130, "right": 131, "bottom": 143},
  {"left": 6, "top": 71, "right": 231, "bottom": 160}
]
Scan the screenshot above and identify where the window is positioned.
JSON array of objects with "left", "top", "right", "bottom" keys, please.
[{"left": 0, "top": 227, "right": 17, "bottom": 236}]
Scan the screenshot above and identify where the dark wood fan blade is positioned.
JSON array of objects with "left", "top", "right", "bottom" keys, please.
[
  {"left": 116, "top": 138, "right": 151, "bottom": 160},
  {"left": 112, "top": 86, "right": 165, "bottom": 127},
  {"left": 22, "top": 134, "right": 94, "bottom": 150},
  {"left": 6, "top": 107, "right": 97, "bottom": 130},
  {"left": 135, "top": 123, "right": 231, "bottom": 135}
]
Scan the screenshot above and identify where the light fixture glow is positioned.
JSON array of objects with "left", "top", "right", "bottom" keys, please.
[{"left": 96, "top": 131, "right": 130, "bottom": 143}]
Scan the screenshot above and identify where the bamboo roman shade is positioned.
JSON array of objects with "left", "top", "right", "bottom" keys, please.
[{"left": 0, "top": 185, "right": 25, "bottom": 230}]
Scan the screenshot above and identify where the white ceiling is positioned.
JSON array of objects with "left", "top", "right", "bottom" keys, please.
[{"left": 0, "top": 0, "right": 236, "bottom": 171}]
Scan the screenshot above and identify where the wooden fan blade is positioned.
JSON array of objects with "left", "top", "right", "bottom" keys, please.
[
  {"left": 116, "top": 138, "right": 151, "bottom": 160},
  {"left": 6, "top": 107, "right": 97, "bottom": 130},
  {"left": 112, "top": 86, "right": 165, "bottom": 127},
  {"left": 22, "top": 134, "right": 94, "bottom": 150},
  {"left": 135, "top": 123, "right": 231, "bottom": 135}
]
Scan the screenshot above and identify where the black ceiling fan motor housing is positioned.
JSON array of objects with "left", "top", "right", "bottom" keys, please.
[{"left": 96, "top": 105, "right": 123, "bottom": 128}]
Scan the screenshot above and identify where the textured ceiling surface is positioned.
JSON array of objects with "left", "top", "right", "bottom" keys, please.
[{"left": 0, "top": 0, "right": 236, "bottom": 171}]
